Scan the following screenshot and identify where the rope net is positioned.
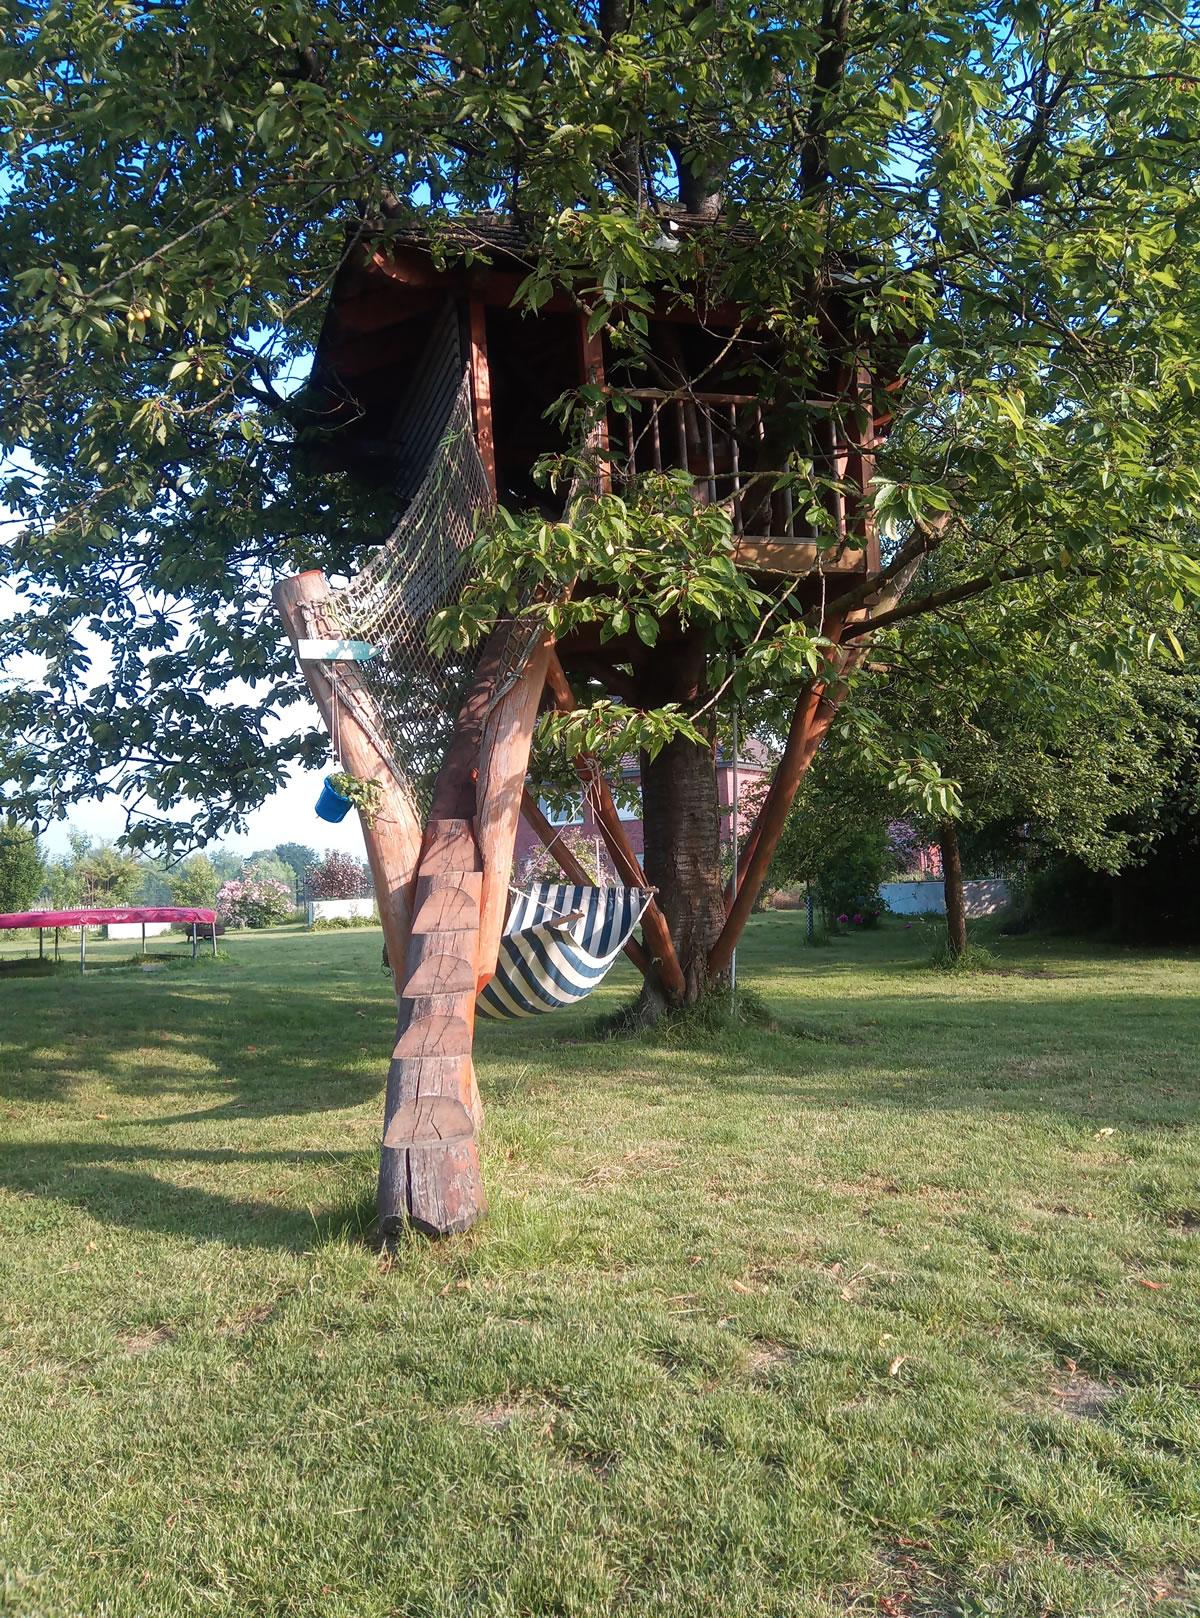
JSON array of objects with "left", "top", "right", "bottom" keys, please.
[{"left": 328, "top": 367, "right": 492, "bottom": 811}]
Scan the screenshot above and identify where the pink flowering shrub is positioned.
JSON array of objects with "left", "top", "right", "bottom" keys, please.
[{"left": 216, "top": 876, "right": 292, "bottom": 929}]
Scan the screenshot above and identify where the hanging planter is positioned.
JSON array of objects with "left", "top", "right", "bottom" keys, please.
[
  {"left": 315, "top": 776, "right": 353, "bottom": 823},
  {"left": 318, "top": 771, "right": 384, "bottom": 828}
]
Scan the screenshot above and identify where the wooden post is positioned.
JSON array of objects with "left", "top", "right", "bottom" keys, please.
[
  {"left": 273, "top": 570, "right": 424, "bottom": 995},
  {"left": 468, "top": 299, "right": 497, "bottom": 494},
  {"left": 475, "top": 629, "right": 555, "bottom": 989},
  {"left": 709, "top": 623, "right": 847, "bottom": 978}
]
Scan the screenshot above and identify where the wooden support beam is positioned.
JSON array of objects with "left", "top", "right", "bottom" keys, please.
[
  {"left": 377, "top": 622, "right": 545, "bottom": 1240},
  {"left": 544, "top": 652, "right": 686, "bottom": 1001},
  {"left": 273, "top": 570, "right": 423, "bottom": 995},
  {"left": 709, "top": 622, "right": 846, "bottom": 977},
  {"left": 475, "top": 630, "right": 555, "bottom": 992},
  {"left": 520, "top": 789, "right": 651, "bottom": 978},
  {"left": 468, "top": 298, "right": 497, "bottom": 494},
  {"left": 380, "top": 815, "right": 487, "bottom": 1238}
]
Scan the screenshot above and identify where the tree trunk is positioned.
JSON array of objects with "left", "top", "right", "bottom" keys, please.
[
  {"left": 940, "top": 820, "right": 967, "bottom": 958},
  {"left": 636, "top": 634, "right": 725, "bottom": 1005}
]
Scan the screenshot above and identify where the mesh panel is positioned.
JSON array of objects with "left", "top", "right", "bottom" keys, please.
[{"left": 329, "top": 370, "right": 493, "bottom": 811}]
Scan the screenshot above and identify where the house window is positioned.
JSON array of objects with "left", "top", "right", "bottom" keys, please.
[{"left": 538, "top": 795, "right": 583, "bottom": 827}]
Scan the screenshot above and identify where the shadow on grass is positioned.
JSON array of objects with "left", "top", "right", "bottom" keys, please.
[{"left": 0, "top": 1140, "right": 376, "bottom": 1252}]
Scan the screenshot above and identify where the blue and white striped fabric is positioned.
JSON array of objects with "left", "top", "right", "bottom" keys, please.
[{"left": 476, "top": 882, "right": 653, "bottom": 1020}]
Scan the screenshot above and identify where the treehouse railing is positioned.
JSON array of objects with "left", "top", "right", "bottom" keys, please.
[{"left": 602, "top": 386, "right": 877, "bottom": 575}]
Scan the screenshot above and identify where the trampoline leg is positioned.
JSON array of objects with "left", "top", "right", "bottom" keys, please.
[
  {"left": 39, "top": 929, "right": 43, "bottom": 960},
  {"left": 80, "top": 927, "right": 85, "bottom": 976},
  {"left": 54, "top": 928, "right": 59, "bottom": 963},
  {"left": 141, "top": 921, "right": 146, "bottom": 956},
  {"left": 191, "top": 922, "right": 197, "bottom": 959},
  {"left": 211, "top": 922, "right": 217, "bottom": 958}
]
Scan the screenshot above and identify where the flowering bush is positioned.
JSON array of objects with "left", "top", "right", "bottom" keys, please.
[
  {"left": 216, "top": 876, "right": 292, "bottom": 929},
  {"left": 307, "top": 850, "right": 372, "bottom": 900}
]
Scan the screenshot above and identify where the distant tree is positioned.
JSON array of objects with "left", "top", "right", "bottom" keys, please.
[
  {"left": 274, "top": 843, "right": 318, "bottom": 882},
  {"left": 135, "top": 859, "right": 174, "bottom": 905},
  {"left": 307, "top": 851, "right": 371, "bottom": 900},
  {"left": 77, "top": 844, "right": 144, "bottom": 906},
  {"left": 43, "top": 831, "right": 143, "bottom": 908},
  {"left": 209, "top": 850, "right": 244, "bottom": 881},
  {"left": 169, "top": 854, "right": 220, "bottom": 909},
  {"left": 0, "top": 825, "right": 44, "bottom": 914},
  {"left": 244, "top": 849, "right": 297, "bottom": 889},
  {"left": 774, "top": 609, "right": 1197, "bottom": 956}
]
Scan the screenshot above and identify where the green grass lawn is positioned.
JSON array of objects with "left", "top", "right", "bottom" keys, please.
[{"left": 1, "top": 915, "right": 1198, "bottom": 1617}]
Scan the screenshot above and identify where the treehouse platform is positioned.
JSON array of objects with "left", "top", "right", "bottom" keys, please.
[{"left": 285, "top": 214, "right": 905, "bottom": 1237}]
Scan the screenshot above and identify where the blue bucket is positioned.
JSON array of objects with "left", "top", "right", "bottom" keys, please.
[{"left": 315, "top": 776, "right": 353, "bottom": 823}]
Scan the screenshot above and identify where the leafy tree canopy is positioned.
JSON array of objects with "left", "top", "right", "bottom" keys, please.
[
  {"left": 3, "top": 0, "right": 1200, "bottom": 849},
  {"left": 0, "top": 824, "right": 45, "bottom": 913}
]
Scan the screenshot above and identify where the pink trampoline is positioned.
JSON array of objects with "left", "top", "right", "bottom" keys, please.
[{"left": 0, "top": 907, "right": 218, "bottom": 974}]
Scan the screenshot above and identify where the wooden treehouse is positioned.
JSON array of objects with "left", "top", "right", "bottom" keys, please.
[{"left": 277, "top": 217, "right": 904, "bottom": 1237}]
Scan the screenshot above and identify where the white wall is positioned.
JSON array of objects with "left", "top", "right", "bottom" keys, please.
[
  {"left": 307, "top": 897, "right": 377, "bottom": 925},
  {"left": 882, "top": 879, "right": 1011, "bottom": 917},
  {"left": 106, "top": 921, "right": 172, "bottom": 940}
]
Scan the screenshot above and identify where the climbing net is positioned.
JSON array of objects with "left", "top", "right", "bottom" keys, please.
[{"left": 329, "top": 365, "right": 548, "bottom": 813}]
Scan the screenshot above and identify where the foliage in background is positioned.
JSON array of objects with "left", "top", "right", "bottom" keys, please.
[
  {"left": 167, "top": 854, "right": 220, "bottom": 910},
  {"left": 216, "top": 876, "right": 292, "bottom": 930},
  {"left": 43, "top": 833, "right": 142, "bottom": 909},
  {"left": 272, "top": 843, "right": 318, "bottom": 883},
  {"left": 516, "top": 828, "right": 603, "bottom": 889},
  {"left": 0, "top": 824, "right": 44, "bottom": 914}
]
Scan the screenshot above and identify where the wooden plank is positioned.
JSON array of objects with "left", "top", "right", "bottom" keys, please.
[
  {"left": 393, "top": 1014, "right": 474, "bottom": 1059},
  {"left": 403, "top": 953, "right": 476, "bottom": 998},
  {"left": 421, "top": 819, "right": 482, "bottom": 874},
  {"left": 411, "top": 886, "right": 480, "bottom": 935},
  {"left": 385, "top": 1051, "right": 475, "bottom": 1101},
  {"left": 382, "top": 1095, "right": 476, "bottom": 1148},
  {"left": 732, "top": 538, "right": 867, "bottom": 575}
]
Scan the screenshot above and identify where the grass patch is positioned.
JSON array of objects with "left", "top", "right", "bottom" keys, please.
[{"left": 1, "top": 916, "right": 1198, "bottom": 1615}]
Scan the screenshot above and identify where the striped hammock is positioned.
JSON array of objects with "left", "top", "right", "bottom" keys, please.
[{"left": 476, "top": 882, "right": 653, "bottom": 1020}]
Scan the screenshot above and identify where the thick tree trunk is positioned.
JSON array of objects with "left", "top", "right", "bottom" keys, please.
[
  {"left": 636, "top": 634, "right": 725, "bottom": 1005},
  {"left": 940, "top": 820, "right": 967, "bottom": 959}
]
